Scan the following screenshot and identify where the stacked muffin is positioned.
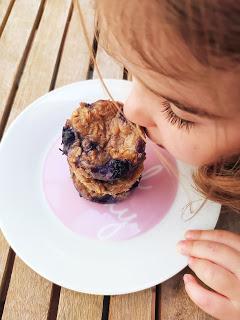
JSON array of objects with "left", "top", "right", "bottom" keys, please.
[{"left": 61, "top": 100, "right": 146, "bottom": 203}]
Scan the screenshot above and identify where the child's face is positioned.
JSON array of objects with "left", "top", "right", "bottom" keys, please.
[{"left": 123, "top": 65, "right": 240, "bottom": 166}]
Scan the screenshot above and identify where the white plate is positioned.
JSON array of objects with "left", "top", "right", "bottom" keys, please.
[{"left": 0, "top": 79, "right": 220, "bottom": 295}]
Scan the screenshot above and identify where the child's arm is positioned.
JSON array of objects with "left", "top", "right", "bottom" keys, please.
[{"left": 177, "top": 230, "right": 240, "bottom": 320}]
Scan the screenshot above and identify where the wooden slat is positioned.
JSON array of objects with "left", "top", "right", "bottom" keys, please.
[
  {"left": 128, "top": 71, "right": 132, "bottom": 81},
  {"left": 55, "top": 2, "right": 103, "bottom": 318},
  {"left": 2, "top": 1, "right": 72, "bottom": 319},
  {"left": 0, "top": 0, "right": 44, "bottom": 130},
  {"left": 55, "top": 0, "right": 95, "bottom": 88},
  {"left": 57, "top": 290, "right": 103, "bottom": 320},
  {"left": 2, "top": 258, "right": 51, "bottom": 320},
  {"left": 109, "top": 289, "right": 154, "bottom": 320},
  {"left": 160, "top": 207, "right": 240, "bottom": 320},
  {"left": 0, "top": 0, "right": 15, "bottom": 36}
]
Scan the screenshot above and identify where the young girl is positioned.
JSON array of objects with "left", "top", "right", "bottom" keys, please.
[{"left": 94, "top": 1, "right": 240, "bottom": 319}]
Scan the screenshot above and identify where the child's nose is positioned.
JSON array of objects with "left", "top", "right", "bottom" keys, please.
[{"left": 123, "top": 91, "right": 155, "bottom": 127}]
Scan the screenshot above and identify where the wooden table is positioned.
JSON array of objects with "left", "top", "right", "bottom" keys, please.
[{"left": 0, "top": 1, "right": 239, "bottom": 319}]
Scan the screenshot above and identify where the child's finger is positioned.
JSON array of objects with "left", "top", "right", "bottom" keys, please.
[
  {"left": 185, "top": 230, "right": 240, "bottom": 253},
  {"left": 184, "top": 274, "right": 240, "bottom": 320},
  {"left": 177, "top": 240, "right": 240, "bottom": 277},
  {"left": 188, "top": 257, "right": 240, "bottom": 300}
]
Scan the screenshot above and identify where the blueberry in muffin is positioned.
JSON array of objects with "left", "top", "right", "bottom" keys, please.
[{"left": 61, "top": 100, "right": 146, "bottom": 203}]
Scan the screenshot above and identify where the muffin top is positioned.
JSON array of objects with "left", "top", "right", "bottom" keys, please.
[{"left": 61, "top": 100, "right": 146, "bottom": 183}]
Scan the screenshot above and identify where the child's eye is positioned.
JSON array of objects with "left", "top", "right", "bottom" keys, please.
[{"left": 161, "top": 101, "right": 195, "bottom": 131}]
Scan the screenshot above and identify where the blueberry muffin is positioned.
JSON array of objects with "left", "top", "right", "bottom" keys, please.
[{"left": 61, "top": 100, "right": 146, "bottom": 203}]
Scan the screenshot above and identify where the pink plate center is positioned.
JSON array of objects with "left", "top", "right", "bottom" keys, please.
[{"left": 43, "top": 139, "right": 178, "bottom": 241}]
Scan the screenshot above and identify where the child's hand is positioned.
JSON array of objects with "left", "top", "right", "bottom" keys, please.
[{"left": 177, "top": 230, "right": 240, "bottom": 320}]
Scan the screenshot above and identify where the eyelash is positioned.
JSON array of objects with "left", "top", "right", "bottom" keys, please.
[{"left": 161, "top": 101, "right": 195, "bottom": 131}]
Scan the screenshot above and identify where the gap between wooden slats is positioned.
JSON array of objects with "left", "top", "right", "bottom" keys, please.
[
  {"left": 1, "top": 1, "right": 72, "bottom": 319},
  {"left": 0, "top": 248, "right": 15, "bottom": 318},
  {"left": 108, "top": 288, "right": 154, "bottom": 320}
]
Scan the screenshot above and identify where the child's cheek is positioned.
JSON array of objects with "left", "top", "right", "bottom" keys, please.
[
  {"left": 160, "top": 127, "right": 211, "bottom": 166},
  {"left": 167, "top": 141, "right": 202, "bottom": 166}
]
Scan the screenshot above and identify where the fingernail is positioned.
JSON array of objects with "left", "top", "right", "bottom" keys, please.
[
  {"left": 176, "top": 240, "right": 188, "bottom": 254},
  {"left": 185, "top": 230, "right": 200, "bottom": 240},
  {"left": 183, "top": 274, "right": 192, "bottom": 284}
]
